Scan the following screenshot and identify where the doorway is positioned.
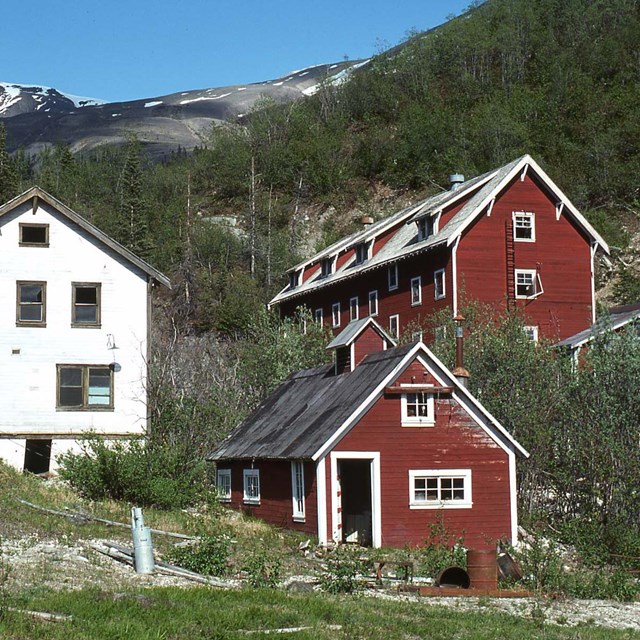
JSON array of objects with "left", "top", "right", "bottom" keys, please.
[
  {"left": 24, "top": 439, "right": 52, "bottom": 474},
  {"left": 338, "top": 459, "right": 373, "bottom": 546}
]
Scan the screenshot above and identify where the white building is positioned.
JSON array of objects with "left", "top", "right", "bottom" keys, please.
[{"left": 0, "top": 187, "right": 170, "bottom": 473}]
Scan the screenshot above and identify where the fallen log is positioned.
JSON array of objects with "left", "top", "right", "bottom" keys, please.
[{"left": 7, "top": 607, "right": 72, "bottom": 622}]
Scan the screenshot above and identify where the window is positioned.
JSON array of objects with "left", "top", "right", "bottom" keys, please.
[
  {"left": 288, "top": 270, "right": 300, "bottom": 289},
  {"left": 417, "top": 216, "right": 435, "bottom": 241},
  {"left": 19, "top": 223, "right": 49, "bottom": 247},
  {"left": 349, "top": 296, "right": 359, "bottom": 322},
  {"left": 513, "top": 211, "right": 535, "bottom": 242},
  {"left": 410, "top": 276, "right": 422, "bottom": 306},
  {"left": 515, "top": 269, "right": 539, "bottom": 298},
  {"left": 57, "top": 365, "right": 113, "bottom": 410},
  {"left": 314, "top": 308, "right": 323, "bottom": 324},
  {"left": 355, "top": 242, "right": 370, "bottom": 265},
  {"left": 388, "top": 264, "right": 398, "bottom": 291},
  {"left": 332, "top": 302, "right": 341, "bottom": 328},
  {"left": 389, "top": 314, "right": 399, "bottom": 340},
  {"left": 243, "top": 468, "right": 260, "bottom": 504},
  {"left": 16, "top": 281, "right": 46, "bottom": 326},
  {"left": 401, "top": 389, "right": 435, "bottom": 426},
  {"left": 291, "top": 461, "right": 305, "bottom": 521},
  {"left": 368, "top": 290, "right": 378, "bottom": 316},
  {"left": 434, "top": 269, "right": 445, "bottom": 300},
  {"left": 434, "top": 326, "right": 447, "bottom": 344},
  {"left": 411, "top": 330, "right": 423, "bottom": 343},
  {"left": 523, "top": 325, "right": 539, "bottom": 342},
  {"left": 409, "top": 469, "right": 472, "bottom": 509},
  {"left": 72, "top": 283, "right": 101, "bottom": 327},
  {"left": 216, "top": 468, "right": 231, "bottom": 501},
  {"left": 320, "top": 257, "right": 334, "bottom": 278}
]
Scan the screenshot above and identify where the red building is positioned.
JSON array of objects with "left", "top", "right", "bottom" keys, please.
[
  {"left": 209, "top": 318, "right": 528, "bottom": 549},
  {"left": 270, "top": 155, "right": 610, "bottom": 343}
]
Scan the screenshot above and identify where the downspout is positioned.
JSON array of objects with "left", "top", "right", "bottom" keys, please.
[
  {"left": 590, "top": 241, "right": 598, "bottom": 324},
  {"left": 451, "top": 236, "right": 461, "bottom": 318}
]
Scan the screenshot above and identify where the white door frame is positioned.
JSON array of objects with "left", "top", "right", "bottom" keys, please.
[{"left": 330, "top": 451, "right": 381, "bottom": 548}]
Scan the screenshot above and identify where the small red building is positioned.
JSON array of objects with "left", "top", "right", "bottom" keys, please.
[
  {"left": 270, "top": 155, "right": 610, "bottom": 343},
  {"left": 209, "top": 318, "right": 528, "bottom": 549}
]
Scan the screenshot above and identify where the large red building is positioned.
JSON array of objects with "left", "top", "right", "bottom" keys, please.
[
  {"left": 209, "top": 318, "right": 528, "bottom": 549},
  {"left": 270, "top": 155, "right": 610, "bottom": 343}
]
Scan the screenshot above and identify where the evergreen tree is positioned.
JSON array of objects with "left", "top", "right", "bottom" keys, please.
[{"left": 0, "top": 123, "right": 18, "bottom": 203}]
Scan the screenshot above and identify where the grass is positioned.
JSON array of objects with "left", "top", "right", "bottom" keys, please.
[{"left": 3, "top": 587, "right": 640, "bottom": 640}]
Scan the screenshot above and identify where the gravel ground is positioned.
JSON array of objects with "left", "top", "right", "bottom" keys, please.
[{"left": 2, "top": 535, "right": 640, "bottom": 631}]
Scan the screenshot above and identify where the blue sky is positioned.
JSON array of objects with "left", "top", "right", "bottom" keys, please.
[{"left": 3, "top": 1, "right": 472, "bottom": 103}]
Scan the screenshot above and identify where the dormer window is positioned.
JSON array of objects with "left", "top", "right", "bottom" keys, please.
[
  {"left": 288, "top": 270, "right": 301, "bottom": 290},
  {"left": 354, "top": 241, "right": 370, "bottom": 265},
  {"left": 417, "top": 216, "right": 435, "bottom": 241},
  {"left": 320, "top": 256, "right": 335, "bottom": 278}
]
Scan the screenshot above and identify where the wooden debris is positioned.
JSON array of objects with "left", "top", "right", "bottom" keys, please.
[
  {"left": 7, "top": 607, "right": 72, "bottom": 622},
  {"left": 16, "top": 498, "right": 195, "bottom": 539},
  {"left": 239, "top": 625, "right": 342, "bottom": 635}
]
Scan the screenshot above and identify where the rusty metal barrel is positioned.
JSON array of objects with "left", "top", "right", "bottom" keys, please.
[{"left": 466, "top": 549, "right": 497, "bottom": 591}]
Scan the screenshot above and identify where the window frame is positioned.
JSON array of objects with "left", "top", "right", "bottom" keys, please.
[
  {"left": 216, "top": 468, "right": 232, "bottom": 502},
  {"left": 434, "top": 269, "right": 446, "bottom": 300},
  {"left": 16, "top": 281, "right": 47, "bottom": 327},
  {"left": 523, "top": 325, "right": 539, "bottom": 342},
  {"left": 349, "top": 296, "right": 359, "bottom": 322},
  {"left": 401, "top": 386, "right": 435, "bottom": 427},
  {"left": 513, "top": 211, "right": 535, "bottom": 242},
  {"left": 368, "top": 290, "right": 378, "bottom": 317},
  {"left": 409, "top": 469, "right": 472, "bottom": 509},
  {"left": 410, "top": 276, "right": 422, "bottom": 306},
  {"left": 434, "top": 325, "right": 447, "bottom": 344},
  {"left": 417, "top": 216, "right": 435, "bottom": 241},
  {"left": 515, "top": 269, "right": 539, "bottom": 299},
  {"left": 291, "top": 460, "right": 306, "bottom": 522},
  {"left": 320, "top": 256, "right": 335, "bottom": 278},
  {"left": 354, "top": 242, "right": 370, "bottom": 265},
  {"left": 314, "top": 308, "right": 323, "bottom": 324},
  {"left": 56, "top": 364, "right": 114, "bottom": 411},
  {"left": 19, "top": 223, "right": 49, "bottom": 247},
  {"left": 71, "top": 282, "right": 102, "bottom": 328},
  {"left": 389, "top": 314, "right": 399, "bottom": 340},
  {"left": 331, "top": 302, "right": 341, "bottom": 328},
  {"left": 388, "top": 264, "right": 399, "bottom": 291},
  {"left": 243, "top": 468, "right": 261, "bottom": 505},
  {"left": 288, "top": 270, "right": 300, "bottom": 290}
]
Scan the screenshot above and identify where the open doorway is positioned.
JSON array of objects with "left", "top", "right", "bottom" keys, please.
[
  {"left": 24, "top": 439, "right": 52, "bottom": 475},
  {"left": 338, "top": 459, "right": 373, "bottom": 546}
]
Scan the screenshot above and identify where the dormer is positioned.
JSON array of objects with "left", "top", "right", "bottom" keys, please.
[
  {"left": 320, "top": 255, "right": 335, "bottom": 278},
  {"left": 288, "top": 268, "right": 302, "bottom": 290},
  {"left": 354, "top": 240, "right": 372, "bottom": 266},
  {"left": 327, "top": 317, "right": 396, "bottom": 375},
  {"left": 416, "top": 214, "right": 438, "bottom": 242}
]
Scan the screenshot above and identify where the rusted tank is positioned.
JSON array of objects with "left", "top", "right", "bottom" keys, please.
[{"left": 466, "top": 549, "right": 497, "bottom": 590}]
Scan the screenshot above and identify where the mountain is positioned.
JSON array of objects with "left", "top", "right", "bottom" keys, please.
[{"left": 1, "top": 60, "right": 366, "bottom": 160}]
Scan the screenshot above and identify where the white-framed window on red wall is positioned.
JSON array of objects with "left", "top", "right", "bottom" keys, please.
[
  {"left": 410, "top": 276, "right": 422, "bottom": 306},
  {"left": 314, "top": 308, "right": 323, "bottom": 324},
  {"left": 388, "top": 264, "right": 398, "bottom": 291},
  {"left": 243, "top": 468, "right": 260, "bottom": 504},
  {"left": 349, "top": 296, "right": 359, "bottom": 321},
  {"left": 434, "top": 269, "right": 445, "bottom": 300},
  {"left": 332, "top": 302, "right": 341, "bottom": 328},
  {"left": 291, "top": 460, "right": 305, "bottom": 521},
  {"left": 216, "top": 468, "right": 231, "bottom": 502},
  {"left": 368, "top": 290, "right": 378, "bottom": 316},
  {"left": 513, "top": 211, "right": 535, "bottom": 242},
  {"left": 409, "top": 469, "right": 472, "bottom": 509},
  {"left": 389, "top": 314, "right": 399, "bottom": 340}
]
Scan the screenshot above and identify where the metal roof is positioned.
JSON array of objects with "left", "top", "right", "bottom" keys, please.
[
  {"left": 0, "top": 187, "right": 171, "bottom": 288},
  {"left": 326, "top": 317, "right": 395, "bottom": 350}
]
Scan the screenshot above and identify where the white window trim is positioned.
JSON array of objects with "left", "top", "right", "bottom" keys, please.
[
  {"left": 410, "top": 276, "right": 422, "bottom": 306},
  {"left": 523, "top": 325, "right": 539, "bottom": 342},
  {"left": 320, "top": 256, "right": 335, "bottom": 278},
  {"left": 314, "top": 308, "right": 323, "bottom": 324},
  {"left": 331, "top": 302, "right": 341, "bottom": 328},
  {"left": 291, "top": 461, "right": 306, "bottom": 522},
  {"left": 389, "top": 314, "right": 399, "bottom": 340},
  {"left": 368, "top": 290, "right": 378, "bottom": 317},
  {"left": 354, "top": 241, "right": 371, "bottom": 265},
  {"left": 216, "top": 468, "right": 231, "bottom": 502},
  {"left": 515, "top": 269, "right": 543, "bottom": 299},
  {"left": 417, "top": 216, "right": 437, "bottom": 241},
  {"left": 411, "top": 330, "right": 423, "bottom": 343},
  {"left": 349, "top": 296, "right": 359, "bottom": 322},
  {"left": 409, "top": 469, "right": 472, "bottom": 509},
  {"left": 388, "top": 264, "right": 398, "bottom": 291},
  {"left": 243, "top": 468, "right": 260, "bottom": 504},
  {"left": 400, "top": 385, "right": 435, "bottom": 427},
  {"left": 513, "top": 211, "right": 536, "bottom": 243},
  {"left": 434, "top": 325, "right": 447, "bottom": 344},
  {"left": 434, "top": 268, "right": 446, "bottom": 300}
]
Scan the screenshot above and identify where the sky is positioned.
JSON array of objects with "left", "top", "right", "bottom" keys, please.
[{"left": 2, "top": 1, "right": 472, "bottom": 104}]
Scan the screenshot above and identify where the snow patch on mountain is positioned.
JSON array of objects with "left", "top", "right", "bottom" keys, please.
[{"left": 0, "top": 82, "right": 105, "bottom": 117}]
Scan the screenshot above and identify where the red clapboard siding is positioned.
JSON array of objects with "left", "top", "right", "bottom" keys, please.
[
  {"left": 221, "top": 460, "right": 317, "bottom": 536},
  {"left": 353, "top": 324, "right": 388, "bottom": 366}
]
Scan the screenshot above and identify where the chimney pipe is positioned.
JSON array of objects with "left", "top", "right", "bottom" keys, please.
[
  {"left": 452, "top": 314, "right": 470, "bottom": 387},
  {"left": 449, "top": 174, "right": 465, "bottom": 191},
  {"left": 361, "top": 215, "right": 374, "bottom": 228}
]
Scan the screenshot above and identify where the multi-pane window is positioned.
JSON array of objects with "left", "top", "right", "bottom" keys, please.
[
  {"left": 410, "top": 276, "right": 422, "bottom": 306},
  {"left": 72, "top": 283, "right": 101, "bottom": 326},
  {"left": 515, "top": 269, "right": 538, "bottom": 298},
  {"left": 524, "top": 326, "right": 539, "bottom": 342},
  {"left": 368, "top": 290, "right": 378, "bottom": 316},
  {"left": 349, "top": 297, "right": 359, "bottom": 322},
  {"left": 389, "top": 314, "right": 399, "bottom": 340},
  {"left": 434, "top": 326, "right": 447, "bottom": 344},
  {"left": 388, "top": 264, "right": 399, "bottom": 291},
  {"left": 314, "top": 308, "right": 323, "bottom": 324},
  {"left": 332, "top": 302, "right": 341, "bottom": 328},
  {"left": 401, "top": 390, "right": 435, "bottom": 426},
  {"left": 434, "top": 269, "right": 445, "bottom": 300},
  {"left": 291, "top": 461, "right": 305, "bottom": 521},
  {"left": 288, "top": 270, "right": 300, "bottom": 289},
  {"left": 19, "top": 223, "right": 49, "bottom": 246},
  {"left": 417, "top": 216, "right": 435, "bottom": 241},
  {"left": 513, "top": 211, "right": 535, "bottom": 242},
  {"left": 355, "top": 242, "right": 369, "bottom": 265},
  {"left": 57, "top": 365, "right": 113, "bottom": 410},
  {"left": 243, "top": 468, "right": 260, "bottom": 504},
  {"left": 409, "top": 469, "right": 472, "bottom": 508},
  {"left": 320, "top": 257, "right": 334, "bottom": 278},
  {"left": 17, "top": 281, "right": 46, "bottom": 326},
  {"left": 216, "top": 469, "right": 231, "bottom": 501}
]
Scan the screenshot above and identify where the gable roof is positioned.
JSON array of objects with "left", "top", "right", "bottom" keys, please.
[
  {"left": 555, "top": 303, "right": 640, "bottom": 350},
  {"left": 270, "top": 154, "right": 609, "bottom": 307},
  {"left": 208, "top": 341, "right": 528, "bottom": 462},
  {"left": 0, "top": 187, "right": 171, "bottom": 288},
  {"left": 326, "top": 317, "right": 396, "bottom": 350}
]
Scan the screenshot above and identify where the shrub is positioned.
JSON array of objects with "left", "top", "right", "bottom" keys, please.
[
  {"left": 243, "top": 544, "right": 283, "bottom": 588},
  {"left": 417, "top": 515, "right": 467, "bottom": 579},
  {"left": 166, "top": 533, "right": 231, "bottom": 577},
  {"left": 57, "top": 436, "right": 208, "bottom": 509},
  {"left": 319, "top": 545, "right": 368, "bottom": 594}
]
